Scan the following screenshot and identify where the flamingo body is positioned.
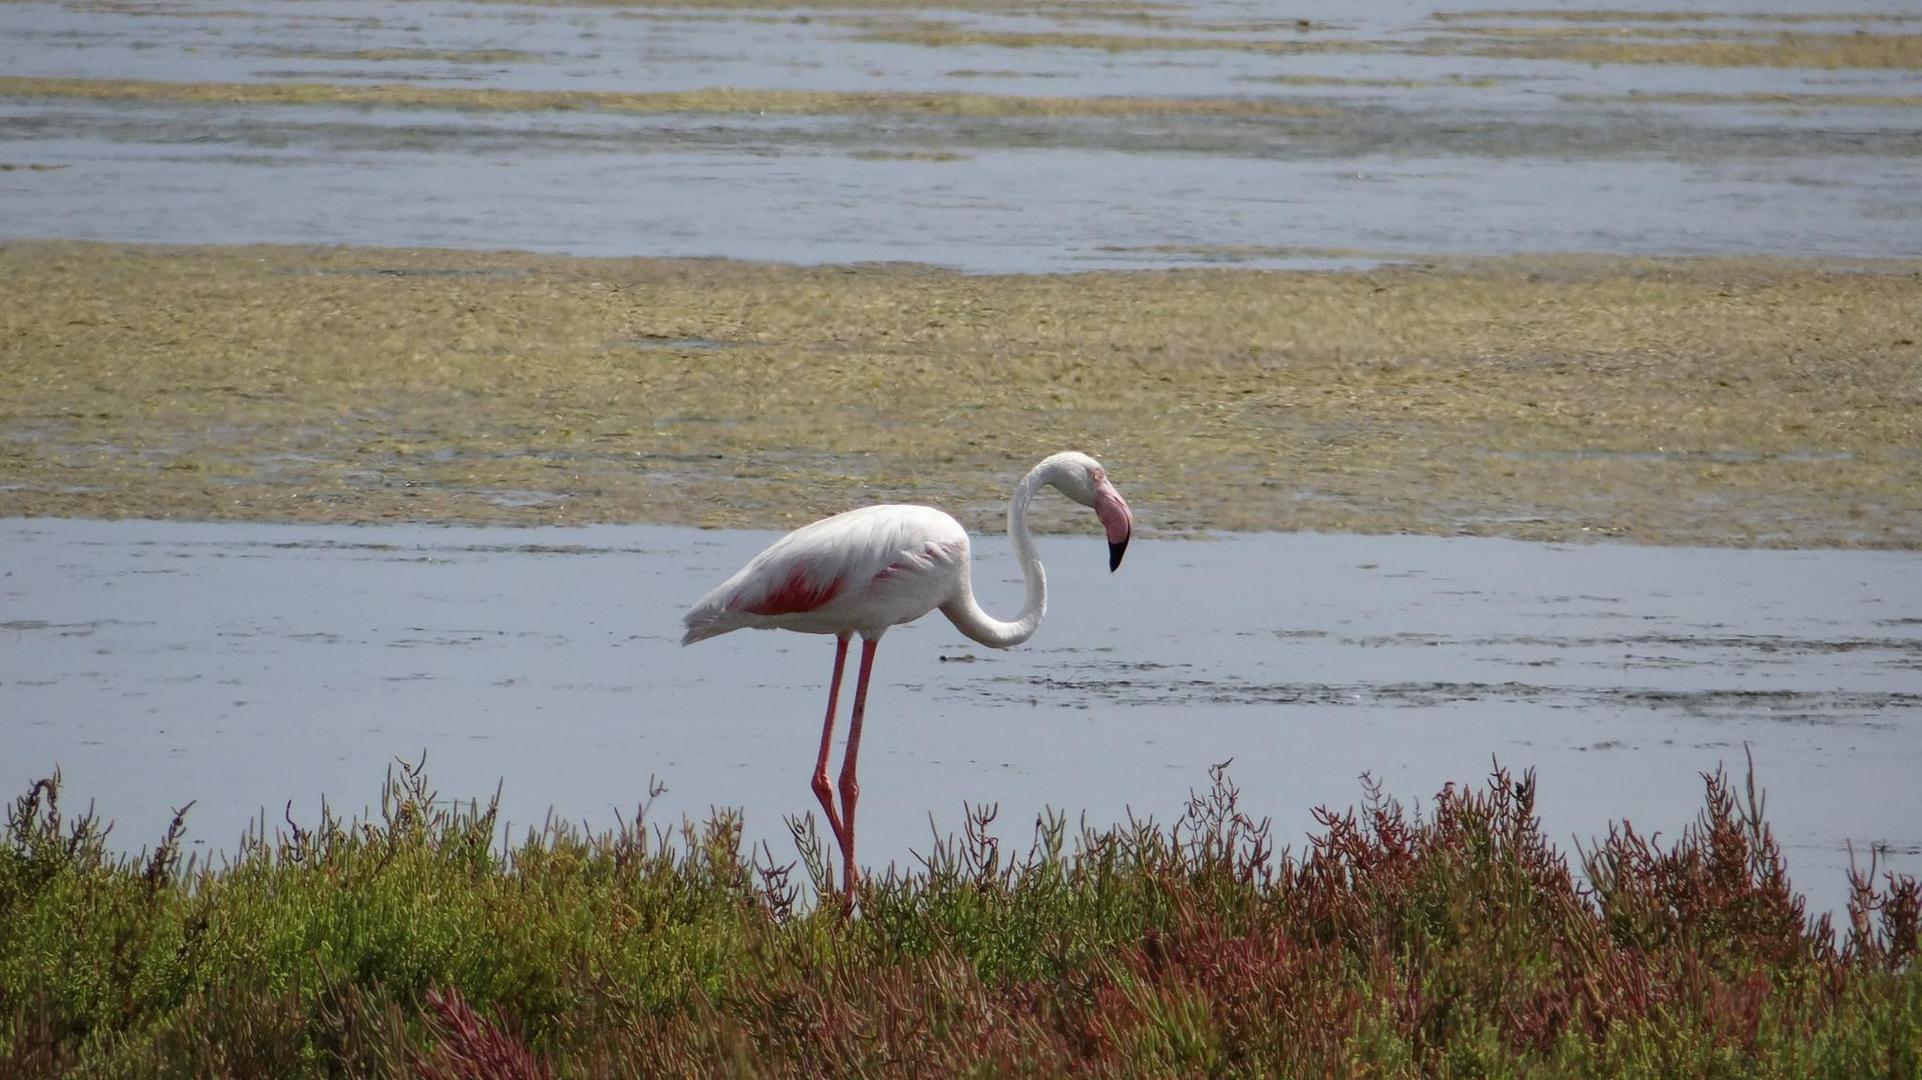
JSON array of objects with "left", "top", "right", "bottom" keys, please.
[
  {"left": 681, "top": 504, "right": 971, "bottom": 643},
  {"left": 681, "top": 451, "right": 1134, "bottom": 901}
]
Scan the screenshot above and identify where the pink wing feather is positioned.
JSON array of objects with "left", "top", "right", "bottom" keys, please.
[{"left": 730, "top": 563, "right": 845, "bottom": 616}]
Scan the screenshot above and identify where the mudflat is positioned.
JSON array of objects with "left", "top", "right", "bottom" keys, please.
[{"left": 3, "top": 241, "right": 1916, "bottom": 546}]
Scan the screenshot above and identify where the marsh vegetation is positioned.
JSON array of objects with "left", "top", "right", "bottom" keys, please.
[{"left": 3, "top": 759, "right": 1917, "bottom": 1075}]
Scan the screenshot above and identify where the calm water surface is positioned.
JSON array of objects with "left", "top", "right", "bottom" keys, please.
[
  {"left": 4, "top": 518, "right": 1917, "bottom": 914},
  {"left": 2, "top": 0, "right": 1919, "bottom": 268}
]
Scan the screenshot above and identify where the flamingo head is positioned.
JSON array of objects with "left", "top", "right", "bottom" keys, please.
[{"left": 1050, "top": 452, "right": 1135, "bottom": 572}]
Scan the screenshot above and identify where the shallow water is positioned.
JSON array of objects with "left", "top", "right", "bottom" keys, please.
[
  {"left": 4, "top": 517, "right": 1917, "bottom": 915},
  {"left": 2, "top": 0, "right": 1920, "bottom": 269}
]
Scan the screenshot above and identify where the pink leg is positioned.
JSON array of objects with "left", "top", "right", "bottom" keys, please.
[
  {"left": 837, "top": 637, "right": 880, "bottom": 896},
  {"left": 813, "top": 634, "right": 851, "bottom": 857}
]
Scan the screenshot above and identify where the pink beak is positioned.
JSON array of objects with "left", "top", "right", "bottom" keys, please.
[{"left": 1093, "top": 479, "right": 1133, "bottom": 572}]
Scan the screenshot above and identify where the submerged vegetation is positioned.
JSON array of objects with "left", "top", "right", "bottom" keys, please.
[
  {"left": 1434, "top": 29, "right": 1922, "bottom": 70},
  {"left": 1562, "top": 91, "right": 1922, "bottom": 108},
  {"left": 1, "top": 759, "right": 1916, "bottom": 1075},
  {"left": 0, "top": 76, "right": 1327, "bottom": 120},
  {"left": 843, "top": 19, "right": 1922, "bottom": 70}
]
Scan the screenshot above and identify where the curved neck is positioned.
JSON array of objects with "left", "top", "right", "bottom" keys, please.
[{"left": 942, "top": 459, "right": 1064, "bottom": 649}]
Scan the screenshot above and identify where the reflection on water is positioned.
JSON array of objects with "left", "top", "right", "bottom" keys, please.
[
  {"left": 3, "top": 517, "right": 1917, "bottom": 914},
  {"left": 1, "top": 0, "right": 1920, "bottom": 269}
]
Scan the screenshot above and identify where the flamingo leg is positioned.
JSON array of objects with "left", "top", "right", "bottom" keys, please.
[
  {"left": 812, "top": 634, "right": 851, "bottom": 860},
  {"left": 837, "top": 637, "right": 881, "bottom": 896}
]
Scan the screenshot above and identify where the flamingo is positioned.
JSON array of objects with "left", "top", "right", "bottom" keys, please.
[{"left": 681, "top": 451, "right": 1134, "bottom": 897}]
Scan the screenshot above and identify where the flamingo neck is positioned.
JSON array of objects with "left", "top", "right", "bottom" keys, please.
[{"left": 942, "top": 458, "right": 1064, "bottom": 649}]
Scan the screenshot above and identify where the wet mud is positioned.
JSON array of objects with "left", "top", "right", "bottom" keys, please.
[{"left": 4, "top": 243, "right": 1918, "bottom": 547}]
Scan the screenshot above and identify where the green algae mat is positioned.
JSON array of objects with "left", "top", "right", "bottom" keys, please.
[{"left": 3, "top": 241, "right": 1916, "bottom": 547}]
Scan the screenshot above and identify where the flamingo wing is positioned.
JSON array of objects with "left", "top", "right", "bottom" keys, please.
[{"left": 681, "top": 504, "right": 967, "bottom": 643}]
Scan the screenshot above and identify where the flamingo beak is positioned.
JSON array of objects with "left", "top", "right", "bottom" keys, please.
[{"left": 1094, "top": 479, "right": 1133, "bottom": 573}]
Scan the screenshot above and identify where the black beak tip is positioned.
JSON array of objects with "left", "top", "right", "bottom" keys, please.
[{"left": 1108, "top": 535, "right": 1130, "bottom": 573}]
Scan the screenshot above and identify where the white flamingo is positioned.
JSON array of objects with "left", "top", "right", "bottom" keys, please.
[{"left": 682, "top": 451, "right": 1135, "bottom": 897}]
